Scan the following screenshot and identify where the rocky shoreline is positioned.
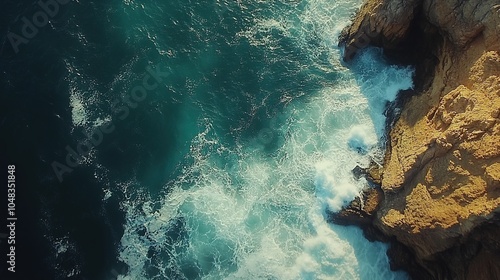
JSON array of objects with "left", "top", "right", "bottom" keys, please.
[{"left": 333, "top": 1, "right": 500, "bottom": 279}]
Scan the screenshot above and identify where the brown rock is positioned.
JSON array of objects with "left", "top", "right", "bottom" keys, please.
[
  {"left": 340, "top": 0, "right": 422, "bottom": 61},
  {"left": 328, "top": 186, "right": 387, "bottom": 241},
  {"left": 336, "top": 0, "right": 500, "bottom": 279}
]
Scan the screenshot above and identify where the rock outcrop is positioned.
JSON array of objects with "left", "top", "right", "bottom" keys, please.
[{"left": 336, "top": 1, "right": 500, "bottom": 279}]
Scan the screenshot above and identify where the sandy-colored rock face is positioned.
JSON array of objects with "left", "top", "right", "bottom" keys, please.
[
  {"left": 340, "top": 0, "right": 500, "bottom": 278},
  {"left": 423, "top": 0, "right": 500, "bottom": 48},
  {"left": 380, "top": 11, "right": 500, "bottom": 259}
]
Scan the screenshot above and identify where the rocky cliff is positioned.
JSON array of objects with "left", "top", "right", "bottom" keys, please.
[{"left": 336, "top": 1, "right": 500, "bottom": 279}]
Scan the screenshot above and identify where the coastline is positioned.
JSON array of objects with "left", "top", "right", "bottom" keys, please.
[{"left": 333, "top": 0, "right": 500, "bottom": 279}]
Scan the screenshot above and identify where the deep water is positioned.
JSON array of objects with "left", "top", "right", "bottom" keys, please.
[{"left": 0, "top": 0, "right": 414, "bottom": 279}]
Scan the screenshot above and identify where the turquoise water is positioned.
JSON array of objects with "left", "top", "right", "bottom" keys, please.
[{"left": 54, "top": 0, "right": 414, "bottom": 278}]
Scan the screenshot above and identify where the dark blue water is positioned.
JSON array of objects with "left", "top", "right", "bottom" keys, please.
[{"left": 0, "top": 1, "right": 413, "bottom": 279}]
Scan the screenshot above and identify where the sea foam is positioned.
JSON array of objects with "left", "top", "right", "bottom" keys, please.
[{"left": 116, "top": 0, "right": 412, "bottom": 279}]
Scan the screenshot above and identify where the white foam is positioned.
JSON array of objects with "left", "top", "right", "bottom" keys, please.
[
  {"left": 116, "top": 0, "right": 412, "bottom": 279},
  {"left": 351, "top": 48, "right": 414, "bottom": 139},
  {"left": 63, "top": 58, "right": 89, "bottom": 128}
]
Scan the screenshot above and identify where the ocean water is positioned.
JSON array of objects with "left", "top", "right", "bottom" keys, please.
[{"left": 0, "top": 0, "right": 413, "bottom": 279}]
